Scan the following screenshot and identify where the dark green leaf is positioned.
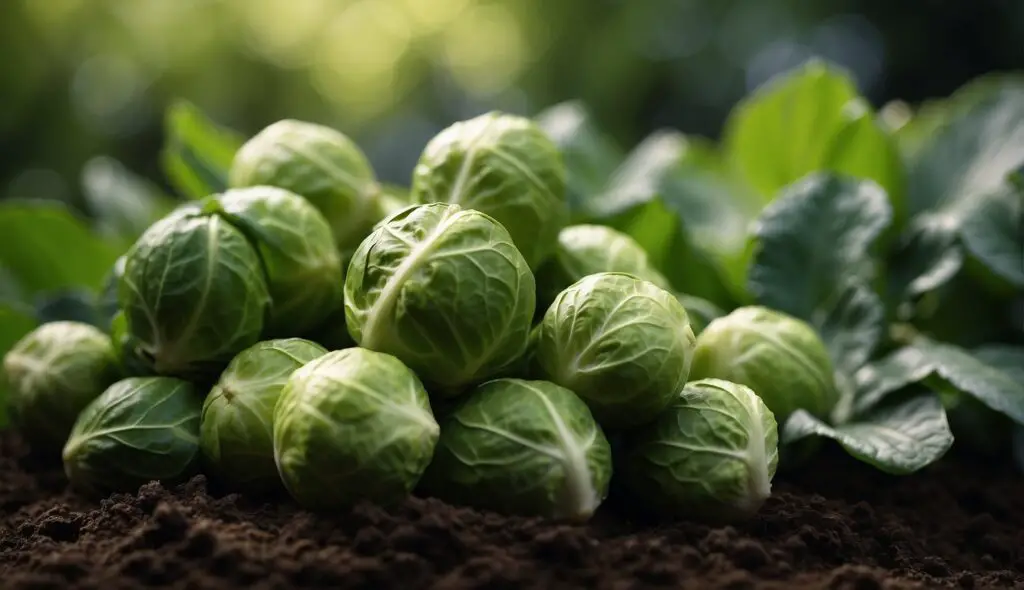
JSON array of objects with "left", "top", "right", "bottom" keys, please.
[
  {"left": 891, "top": 78, "right": 1024, "bottom": 304},
  {"left": 959, "top": 183, "right": 1024, "bottom": 289},
  {"left": 906, "top": 78, "right": 1024, "bottom": 219},
  {"left": 886, "top": 216, "right": 964, "bottom": 310},
  {"left": 855, "top": 338, "right": 1024, "bottom": 425},
  {"left": 81, "top": 156, "right": 178, "bottom": 243},
  {"left": 723, "top": 59, "right": 905, "bottom": 224},
  {"left": 748, "top": 173, "right": 891, "bottom": 374},
  {"left": 781, "top": 392, "right": 953, "bottom": 474},
  {"left": 0, "top": 304, "right": 39, "bottom": 428},
  {"left": 535, "top": 100, "right": 624, "bottom": 219},
  {"left": 584, "top": 131, "right": 754, "bottom": 307},
  {"left": 971, "top": 345, "right": 1024, "bottom": 385},
  {"left": 0, "top": 200, "right": 123, "bottom": 296},
  {"left": 161, "top": 100, "right": 245, "bottom": 200}
]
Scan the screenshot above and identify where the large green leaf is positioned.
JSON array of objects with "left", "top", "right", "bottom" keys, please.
[
  {"left": 161, "top": 100, "right": 245, "bottom": 200},
  {"left": 0, "top": 200, "right": 123, "bottom": 296},
  {"left": 0, "top": 304, "right": 39, "bottom": 428},
  {"left": 584, "top": 130, "right": 754, "bottom": 307},
  {"left": 723, "top": 59, "right": 905, "bottom": 226},
  {"left": 747, "top": 173, "right": 891, "bottom": 376},
  {"left": 854, "top": 338, "right": 1024, "bottom": 425},
  {"left": 81, "top": 156, "right": 178, "bottom": 244},
  {"left": 959, "top": 182, "right": 1024, "bottom": 289},
  {"left": 890, "top": 78, "right": 1024, "bottom": 304},
  {"left": 535, "top": 100, "right": 624, "bottom": 219},
  {"left": 781, "top": 392, "right": 953, "bottom": 475}
]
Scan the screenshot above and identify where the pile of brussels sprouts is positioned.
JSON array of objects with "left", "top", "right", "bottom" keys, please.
[{"left": 4, "top": 111, "right": 847, "bottom": 524}]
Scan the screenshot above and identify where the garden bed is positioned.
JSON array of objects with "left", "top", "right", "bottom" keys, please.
[{"left": 2, "top": 431, "right": 1020, "bottom": 590}]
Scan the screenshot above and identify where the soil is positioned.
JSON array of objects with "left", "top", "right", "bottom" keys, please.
[{"left": 2, "top": 432, "right": 1023, "bottom": 590}]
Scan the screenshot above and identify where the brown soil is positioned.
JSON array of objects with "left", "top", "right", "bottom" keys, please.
[{"left": 1, "top": 432, "right": 1022, "bottom": 590}]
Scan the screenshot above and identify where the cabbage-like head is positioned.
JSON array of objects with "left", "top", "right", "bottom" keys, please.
[
  {"left": 420, "top": 378, "right": 612, "bottom": 522},
  {"left": 410, "top": 111, "right": 568, "bottom": 270},
  {"left": 62, "top": 376, "right": 202, "bottom": 497},
  {"left": 217, "top": 186, "right": 344, "bottom": 337},
  {"left": 688, "top": 306, "right": 837, "bottom": 423},
  {"left": 534, "top": 224, "right": 670, "bottom": 312},
  {"left": 621, "top": 378, "right": 779, "bottom": 523},
  {"left": 272, "top": 348, "right": 440, "bottom": 511},
  {"left": 534, "top": 272, "right": 696, "bottom": 429},
  {"left": 229, "top": 119, "right": 382, "bottom": 253},
  {"left": 200, "top": 338, "right": 327, "bottom": 493},
  {"left": 344, "top": 203, "right": 536, "bottom": 395},
  {"left": 119, "top": 203, "right": 271, "bottom": 380},
  {"left": 3, "top": 321, "right": 120, "bottom": 455}
]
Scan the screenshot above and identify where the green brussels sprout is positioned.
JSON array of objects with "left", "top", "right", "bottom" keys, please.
[
  {"left": 229, "top": 119, "right": 383, "bottom": 253},
  {"left": 688, "top": 306, "right": 838, "bottom": 424},
  {"left": 217, "top": 186, "right": 344, "bottom": 337},
  {"left": 533, "top": 272, "right": 697, "bottom": 429},
  {"left": 620, "top": 378, "right": 779, "bottom": 522},
  {"left": 344, "top": 203, "right": 536, "bottom": 395},
  {"left": 3, "top": 321, "right": 120, "bottom": 455},
  {"left": 534, "top": 224, "right": 671, "bottom": 313},
  {"left": 273, "top": 348, "right": 440, "bottom": 511},
  {"left": 200, "top": 338, "right": 327, "bottom": 493},
  {"left": 62, "top": 376, "right": 202, "bottom": 497},
  {"left": 410, "top": 111, "right": 568, "bottom": 270},
  {"left": 421, "top": 378, "right": 612, "bottom": 521},
  {"left": 119, "top": 202, "right": 271, "bottom": 380}
]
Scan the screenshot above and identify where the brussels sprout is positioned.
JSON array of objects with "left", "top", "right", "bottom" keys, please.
[
  {"left": 229, "top": 119, "right": 383, "bottom": 253},
  {"left": 200, "top": 338, "right": 327, "bottom": 493},
  {"left": 119, "top": 202, "right": 271, "bottom": 380},
  {"left": 344, "top": 203, "right": 536, "bottom": 395},
  {"left": 620, "top": 378, "right": 779, "bottom": 522},
  {"left": 217, "top": 186, "right": 344, "bottom": 336},
  {"left": 533, "top": 272, "right": 697, "bottom": 429},
  {"left": 410, "top": 111, "right": 568, "bottom": 270},
  {"left": 62, "top": 376, "right": 202, "bottom": 497},
  {"left": 688, "top": 306, "right": 837, "bottom": 424},
  {"left": 273, "top": 348, "right": 440, "bottom": 511},
  {"left": 3, "top": 321, "right": 120, "bottom": 454},
  {"left": 421, "top": 378, "right": 612, "bottom": 521},
  {"left": 534, "top": 224, "right": 671, "bottom": 312}
]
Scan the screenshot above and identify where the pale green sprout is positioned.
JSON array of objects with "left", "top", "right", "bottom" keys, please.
[
  {"left": 62, "top": 376, "right": 202, "bottom": 497},
  {"left": 421, "top": 378, "right": 612, "bottom": 522},
  {"left": 229, "top": 119, "right": 384, "bottom": 254},
  {"left": 273, "top": 348, "right": 440, "bottom": 511},
  {"left": 3, "top": 321, "right": 120, "bottom": 455},
  {"left": 621, "top": 378, "right": 779, "bottom": 522},
  {"left": 344, "top": 203, "right": 536, "bottom": 396},
  {"left": 119, "top": 201, "right": 271, "bottom": 380},
  {"left": 200, "top": 338, "right": 327, "bottom": 493},
  {"left": 410, "top": 111, "right": 569, "bottom": 270},
  {"left": 688, "top": 306, "right": 838, "bottom": 424},
  {"left": 534, "top": 224, "right": 672, "bottom": 312},
  {"left": 217, "top": 186, "right": 344, "bottom": 337},
  {"left": 534, "top": 272, "right": 697, "bottom": 429}
]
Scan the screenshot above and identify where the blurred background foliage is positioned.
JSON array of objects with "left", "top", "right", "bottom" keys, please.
[{"left": 2, "top": 0, "right": 1023, "bottom": 213}]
